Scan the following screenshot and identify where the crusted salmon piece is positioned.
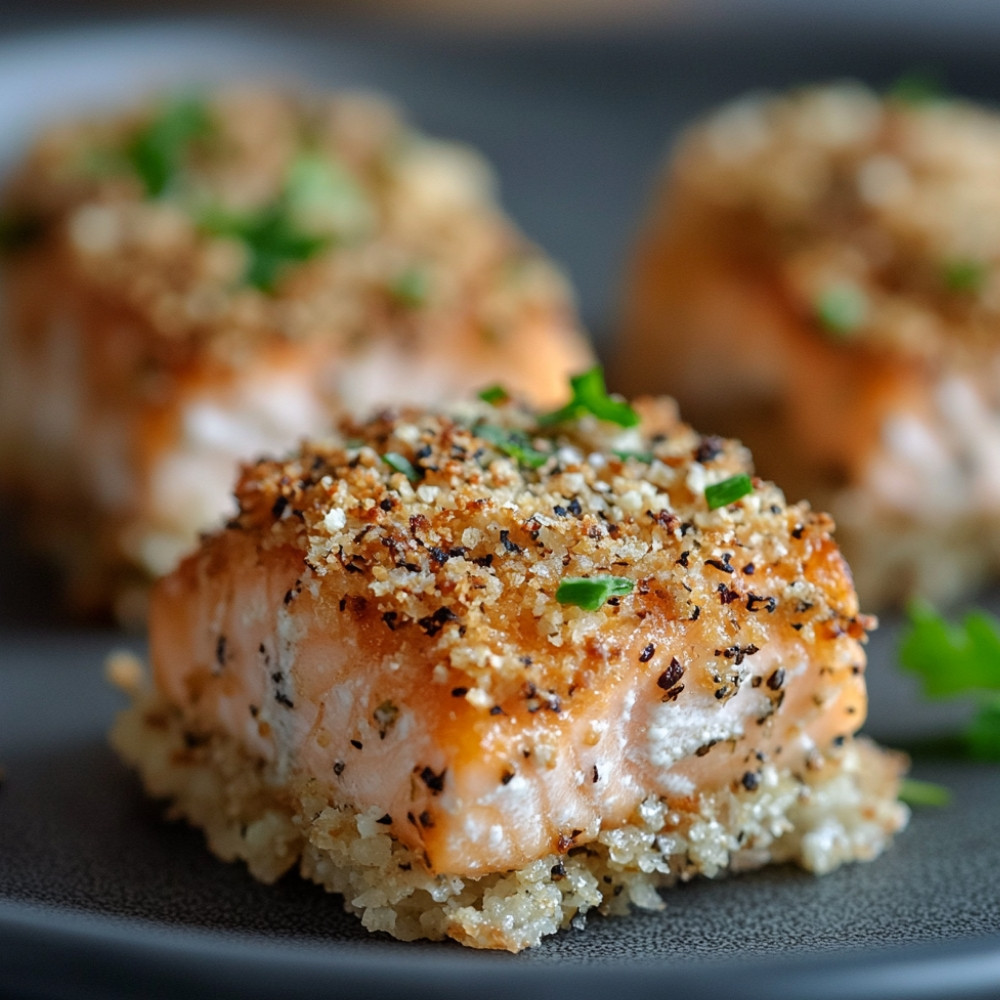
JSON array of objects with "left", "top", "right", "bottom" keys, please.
[
  {"left": 0, "top": 86, "right": 591, "bottom": 621},
  {"left": 111, "top": 390, "right": 907, "bottom": 951},
  {"left": 616, "top": 81, "right": 1000, "bottom": 607}
]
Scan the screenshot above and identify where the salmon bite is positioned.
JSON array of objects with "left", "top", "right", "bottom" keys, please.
[
  {"left": 110, "top": 382, "right": 907, "bottom": 951},
  {"left": 0, "top": 86, "right": 591, "bottom": 622},
  {"left": 617, "top": 81, "right": 1000, "bottom": 607}
]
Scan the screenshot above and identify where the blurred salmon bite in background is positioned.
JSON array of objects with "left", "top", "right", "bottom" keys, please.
[
  {"left": 0, "top": 85, "right": 591, "bottom": 622},
  {"left": 616, "top": 81, "right": 1000, "bottom": 609}
]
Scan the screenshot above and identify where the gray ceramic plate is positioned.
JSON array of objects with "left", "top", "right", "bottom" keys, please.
[{"left": 2, "top": 16, "right": 1000, "bottom": 1000}]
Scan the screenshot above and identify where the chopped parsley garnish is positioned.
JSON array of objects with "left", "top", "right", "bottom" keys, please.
[
  {"left": 943, "top": 259, "right": 987, "bottom": 295},
  {"left": 556, "top": 576, "right": 634, "bottom": 611},
  {"left": 888, "top": 70, "right": 947, "bottom": 106},
  {"left": 613, "top": 450, "right": 654, "bottom": 464},
  {"left": 283, "top": 154, "right": 373, "bottom": 243},
  {"left": 704, "top": 474, "right": 753, "bottom": 510},
  {"left": 815, "top": 283, "right": 868, "bottom": 337},
  {"left": 127, "top": 97, "right": 212, "bottom": 198},
  {"left": 478, "top": 384, "right": 510, "bottom": 406},
  {"left": 540, "top": 366, "right": 639, "bottom": 428},
  {"left": 474, "top": 423, "right": 549, "bottom": 469},
  {"left": 382, "top": 452, "right": 422, "bottom": 483},
  {"left": 897, "top": 778, "right": 951, "bottom": 807},
  {"left": 389, "top": 266, "right": 430, "bottom": 308},
  {"left": 199, "top": 154, "right": 373, "bottom": 292},
  {"left": 899, "top": 601, "right": 1000, "bottom": 760},
  {"left": 201, "top": 202, "right": 329, "bottom": 291}
]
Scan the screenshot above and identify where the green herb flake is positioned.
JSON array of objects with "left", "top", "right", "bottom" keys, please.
[
  {"left": 556, "top": 576, "right": 634, "bottom": 612},
  {"left": 897, "top": 778, "right": 951, "bottom": 808},
  {"left": 474, "top": 423, "right": 549, "bottom": 469},
  {"left": 704, "top": 474, "right": 753, "bottom": 511},
  {"left": 899, "top": 601, "right": 1000, "bottom": 760},
  {"left": 540, "top": 366, "right": 640, "bottom": 428},
  {"left": 815, "top": 283, "right": 868, "bottom": 337},
  {"left": 127, "top": 97, "right": 212, "bottom": 198},
  {"left": 965, "top": 700, "right": 1000, "bottom": 760},
  {"left": 382, "top": 452, "right": 422, "bottom": 483},
  {"left": 613, "top": 450, "right": 654, "bottom": 464},
  {"left": 943, "top": 259, "right": 987, "bottom": 295},
  {"left": 389, "top": 266, "right": 430, "bottom": 308},
  {"left": 284, "top": 154, "right": 373, "bottom": 242},
  {"left": 888, "top": 70, "right": 947, "bottom": 106},
  {"left": 200, "top": 202, "right": 330, "bottom": 292},
  {"left": 478, "top": 384, "right": 510, "bottom": 406}
]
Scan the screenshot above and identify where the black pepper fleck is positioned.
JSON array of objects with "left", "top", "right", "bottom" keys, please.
[
  {"left": 695, "top": 436, "right": 723, "bottom": 463},
  {"left": 419, "top": 765, "right": 447, "bottom": 794},
  {"left": 417, "top": 606, "right": 458, "bottom": 637},
  {"left": 499, "top": 529, "right": 522, "bottom": 554},
  {"left": 657, "top": 657, "right": 685, "bottom": 690},
  {"left": 705, "top": 553, "right": 734, "bottom": 574},
  {"left": 747, "top": 593, "right": 777, "bottom": 613}
]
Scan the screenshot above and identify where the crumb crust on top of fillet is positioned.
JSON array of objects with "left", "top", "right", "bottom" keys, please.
[{"left": 219, "top": 395, "right": 873, "bottom": 699}]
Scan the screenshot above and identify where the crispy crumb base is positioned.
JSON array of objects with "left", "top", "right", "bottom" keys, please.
[{"left": 110, "top": 684, "right": 909, "bottom": 952}]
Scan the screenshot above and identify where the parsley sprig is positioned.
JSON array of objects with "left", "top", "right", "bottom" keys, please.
[
  {"left": 127, "top": 97, "right": 212, "bottom": 198},
  {"left": 474, "top": 423, "right": 550, "bottom": 469},
  {"left": 201, "top": 201, "right": 329, "bottom": 292},
  {"left": 897, "top": 777, "right": 951, "bottom": 808},
  {"left": 556, "top": 576, "right": 634, "bottom": 611},
  {"left": 888, "top": 70, "right": 947, "bottom": 107},
  {"left": 705, "top": 474, "right": 753, "bottom": 510},
  {"left": 943, "top": 259, "right": 987, "bottom": 295},
  {"left": 815, "top": 283, "right": 868, "bottom": 337},
  {"left": 899, "top": 600, "right": 1000, "bottom": 760},
  {"left": 382, "top": 452, "right": 422, "bottom": 483},
  {"left": 478, "top": 384, "right": 510, "bottom": 406},
  {"left": 540, "top": 366, "right": 639, "bottom": 428},
  {"left": 199, "top": 154, "right": 373, "bottom": 292}
]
